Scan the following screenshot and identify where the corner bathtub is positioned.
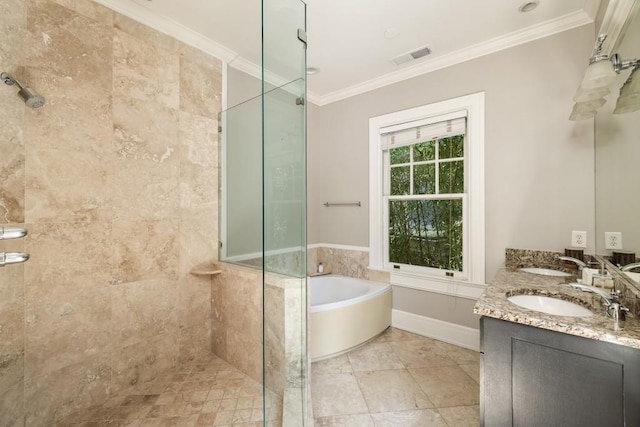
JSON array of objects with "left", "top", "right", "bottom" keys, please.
[{"left": 310, "top": 274, "right": 392, "bottom": 361}]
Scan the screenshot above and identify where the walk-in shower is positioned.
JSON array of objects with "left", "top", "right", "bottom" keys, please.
[
  {"left": 0, "top": 0, "right": 307, "bottom": 424},
  {"left": 1, "top": 72, "right": 45, "bottom": 108}
]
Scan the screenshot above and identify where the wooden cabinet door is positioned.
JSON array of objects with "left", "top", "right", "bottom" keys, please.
[{"left": 481, "top": 317, "right": 640, "bottom": 427}]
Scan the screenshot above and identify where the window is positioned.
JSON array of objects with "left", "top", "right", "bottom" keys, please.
[{"left": 369, "top": 93, "right": 485, "bottom": 297}]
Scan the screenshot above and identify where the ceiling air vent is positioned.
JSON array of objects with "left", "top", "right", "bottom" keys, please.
[{"left": 391, "top": 45, "right": 432, "bottom": 66}]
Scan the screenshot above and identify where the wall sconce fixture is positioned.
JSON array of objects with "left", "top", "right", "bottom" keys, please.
[
  {"left": 570, "top": 34, "right": 640, "bottom": 120},
  {"left": 614, "top": 66, "right": 640, "bottom": 114}
]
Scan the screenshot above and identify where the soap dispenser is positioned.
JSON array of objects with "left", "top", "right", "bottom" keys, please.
[
  {"left": 581, "top": 261, "right": 600, "bottom": 286},
  {"left": 592, "top": 262, "right": 614, "bottom": 289}
]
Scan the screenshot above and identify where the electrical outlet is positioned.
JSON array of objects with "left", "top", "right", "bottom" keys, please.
[
  {"left": 605, "top": 232, "right": 623, "bottom": 250},
  {"left": 571, "top": 230, "right": 587, "bottom": 248}
]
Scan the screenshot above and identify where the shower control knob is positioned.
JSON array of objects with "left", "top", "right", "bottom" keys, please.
[
  {"left": 0, "top": 252, "right": 30, "bottom": 267},
  {"left": 0, "top": 226, "right": 28, "bottom": 240},
  {"left": 1, "top": 72, "right": 15, "bottom": 85}
]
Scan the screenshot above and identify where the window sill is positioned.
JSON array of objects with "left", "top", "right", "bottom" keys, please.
[{"left": 381, "top": 269, "right": 486, "bottom": 300}]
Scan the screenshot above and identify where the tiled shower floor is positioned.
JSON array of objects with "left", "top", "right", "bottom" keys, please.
[
  {"left": 58, "top": 356, "right": 281, "bottom": 427},
  {"left": 58, "top": 327, "right": 479, "bottom": 426}
]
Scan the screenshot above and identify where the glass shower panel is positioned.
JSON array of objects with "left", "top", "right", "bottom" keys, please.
[
  {"left": 263, "top": 78, "right": 306, "bottom": 277},
  {"left": 219, "top": 95, "right": 262, "bottom": 267},
  {"left": 263, "top": 0, "right": 307, "bottom": 86},
  {"left": 263, "top": 0, "right": 308, "bottom": 425}
]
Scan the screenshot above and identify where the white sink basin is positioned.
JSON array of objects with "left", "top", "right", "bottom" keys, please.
[
  {"left": 520, "top": 267, "right": 572, "bottom": 277},
  {"left": 508, "top": 294, "right": 592, "bottom": 317}
]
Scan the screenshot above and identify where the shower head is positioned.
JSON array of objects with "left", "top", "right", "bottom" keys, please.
[
  {"left": 1, "top": 72, "right": 45, "bottom": 108},
  {"left": 17, "top": 86, "right": 46, "bottom": 109}
]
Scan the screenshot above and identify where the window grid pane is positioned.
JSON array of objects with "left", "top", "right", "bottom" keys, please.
[
  {"left": 390, "top": 165, "right": 410, "bottom": 195},
  {"left": 386, "top": 133, "right": 465, "bottom": 272},
  {"left": 439, "top": 160, "right": 464, "bottom": 194},
  {"left": 439, "top": 135, "right": 465, "bottom": 159},
  {"left": 388, "top": 136, "right": 464, "bottom": 197},
  {"left": 409, "top": 144, "right": 414, "bottom": 195},
  {"left": 413, "top": 164, "right": 436, "bottom": 195},
  {"left": 388, "top": 199, "right": 463, "bottom": 271},
  {"left": 413, "top": 141, "right": 436, "bottom": 162},
  {"left": 434, "top": 140, "right": 439, "bottom": 195},
  {"left": 390, "top": 145, "right": 410, "bottom": 165}
]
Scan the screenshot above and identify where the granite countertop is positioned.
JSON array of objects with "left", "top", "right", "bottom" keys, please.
[{"left": 474, "top": 268, "right": 640, "bottom": 349}]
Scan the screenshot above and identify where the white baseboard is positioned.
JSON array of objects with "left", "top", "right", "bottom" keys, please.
[{"left": 392, "top": 309, "right": 480, "bottom": 351}]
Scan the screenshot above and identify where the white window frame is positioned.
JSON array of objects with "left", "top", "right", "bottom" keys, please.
[{"left": 369, "top": 92, "right": 486, "bottom": 299}]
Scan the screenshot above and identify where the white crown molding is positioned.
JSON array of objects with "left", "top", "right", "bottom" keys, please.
[
  {"left": 308, "top": 10, "right": 594, "bottom": 106},
  {"left": 93, "top": 1, "right": 595, "bottom": 107},
  {"left": 228, "top": 56, "right": 295, "bottom": 93},
  {"left": 227, "top": 56, "right": 262, "bottom": 82},
  {"left": 93, "top": 0, "right": 238, "bottom": 63}
]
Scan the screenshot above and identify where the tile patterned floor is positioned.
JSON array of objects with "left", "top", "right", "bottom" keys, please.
[
  {"left": 57, "top": 356, "right": 282, "bottom": 427},
  {"left": 58, "top": 327, "right": 479, "bottom": 426},
  {"left": 311, "top": 327, "right": 480, "bottom": 427}
]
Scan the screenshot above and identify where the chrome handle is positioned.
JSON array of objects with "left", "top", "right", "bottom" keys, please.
[
  {"left": 0, "top": 252, "right": 30, "bottom": 267},
  {"left": 607, "top": 302, "right": 629, "bottom": 322},
  {"left": 0, "top": 226, "right": 28, "bottom": 240}
]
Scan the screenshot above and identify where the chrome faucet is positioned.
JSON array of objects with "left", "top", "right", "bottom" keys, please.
[
  {"left": 558, "top": 256, "right": 587, "bottom": 271},
  {"left": 570, "top": 283, "right": 613, "bottom": 305},
  {"left": 621, "top": 262, "right": 640, "bottom": 272},
  {"left": 608, "top": 301, "right": 629, "bottom": 322},
  {"left": 570, "top": 283, "right": 629, "bottom": 321}
]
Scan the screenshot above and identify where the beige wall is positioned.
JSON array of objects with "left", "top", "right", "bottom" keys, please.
[
  {"left": 307, "top": 26, "right": 596, "bottom": 330},
  {"left": 393, "top": 287, "right": 479, "bottom": 329},
  {"left": 308, "top": 25, "right": 597, "bottom": 282},
  {"left": 228, "top": 65, "right": 263, "bottom": 107},
  {"left": 0, "top": 0, "right": 220, "bottom": 424}
]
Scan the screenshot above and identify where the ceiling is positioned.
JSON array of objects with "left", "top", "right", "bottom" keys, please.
[{"left": 99, "top": 0, "right": 601, "bottom": 105}]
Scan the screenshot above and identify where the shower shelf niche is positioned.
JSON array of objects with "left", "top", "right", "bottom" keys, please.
[{"left": 190, "top": 263, "right": 222, "bottom": 276}]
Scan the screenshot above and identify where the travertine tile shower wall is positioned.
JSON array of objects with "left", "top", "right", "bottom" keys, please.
[
  {"left": 308, "top": 247, "right": 374, "bottom": 280},
  {"left": 0, "top": 0, "right": 221, "bottom": 425}
]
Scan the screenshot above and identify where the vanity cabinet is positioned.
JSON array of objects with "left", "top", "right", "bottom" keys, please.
[{"left": 480, "top": 317, "right": 640, "bottom": 426}]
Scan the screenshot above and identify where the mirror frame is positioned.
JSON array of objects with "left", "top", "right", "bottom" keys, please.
[{"left": 595, "top": 0, "right": 640, "bottom": 293}]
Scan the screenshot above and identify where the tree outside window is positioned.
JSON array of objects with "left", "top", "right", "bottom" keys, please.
[
  {"left": 370, "top": 93, "right": 485, "bottom": 292},
  {"left": 386, "top": 134, "right": 465, "bottom": 272}
]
